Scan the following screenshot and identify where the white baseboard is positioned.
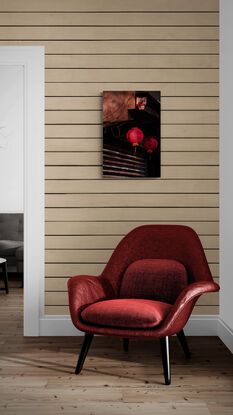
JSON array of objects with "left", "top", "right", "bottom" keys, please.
[
  {"left": 184, "top": 315, "right": 219, "bottom": 336},
  {"left": 218, "top": 318, "right": 233, "bottom": 353},
  {"left": 39, "top": 314, "right": 219, "bottom": 337},
  {"left": 40, "top": 315, "right": 82, "bottom": 336}
]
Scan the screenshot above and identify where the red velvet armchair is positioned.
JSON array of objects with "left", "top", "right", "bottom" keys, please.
[{"left": 68, "top": 225, "right": 219, "bottom": 385}]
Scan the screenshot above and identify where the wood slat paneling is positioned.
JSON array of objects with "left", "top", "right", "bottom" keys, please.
[
  {"left": 45, "top": 207, "right": 219, "bottom": 221},
  {"left": 45, "top": 110, "right": 219, "bottom": 125},
  {"left": 0, "top": 1, "right": 219, "bottom": 13},
  {"left": 44, "top": 249, "right": 219, "bottom": 264},
  {"left": 44, "top": 235, "right": 218, "bottom": 249},
  {"left": 45, "top": 265, "right": 104, "bottom": 278},
  {"left": 45, "top": 55, "right": 219, "bottom": 70},
  {"left": 45, "top": 69, "right": 219, "bottom": 83},
  {"left": 0, "top": 40, "right": 219, "bottom": 54},
  {"left": 45, "top": 97, "right": 219, "bottom": 110},
  {"left": 45, "top": 152, "right": 219, "bottom": 166},
  {"left": 0, "top": 13, "right": 219, "bottom": 26},
  {"left": 0, "top": 0, "right": 218, "bottom": 315},
  {"left": 45, "top": 166, "right": 219, "bottom": 179},
  {"left": 45, "top": 194, "right": 219, "bottom": 208},
  {"left": 45, "top": 221, "right": 219, "bottom": 236},
  {"left": 162, "top": 98, "right": 219, "bottom": 111},
  {"left": 45, "top": 124, "right": 219, "bottom": 138},
  {"left": 0, "top": 26, "right": 219, "bottom": 40},
  {"left": 45, "top": 138, "right": 219, "bottom": 152},
  {"left": 45, "top": 179, "right": 219, "bottom": 194},
  {"left": 45, "top": 83, "right": 219, "bottom": 97}
]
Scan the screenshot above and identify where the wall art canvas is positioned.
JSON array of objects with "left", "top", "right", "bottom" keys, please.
[{"left": 103, "top": 91, "right": 160, "bottom": 178}]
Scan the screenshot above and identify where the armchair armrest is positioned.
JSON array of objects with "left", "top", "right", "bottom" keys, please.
[
  {"left": 68, "top": 275, "right": 110, "bottom": 329},
  {"left": 158, "top": 281, "right": 220, "bottom": 336}
]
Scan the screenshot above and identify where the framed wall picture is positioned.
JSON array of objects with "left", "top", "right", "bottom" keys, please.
[{"left": 103, "top": 91, "right": 160, "bottom": 178}]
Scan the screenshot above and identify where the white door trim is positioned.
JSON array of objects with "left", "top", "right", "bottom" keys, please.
[{"left": 0, "top": 47, "right": 44, "bottom": 336}]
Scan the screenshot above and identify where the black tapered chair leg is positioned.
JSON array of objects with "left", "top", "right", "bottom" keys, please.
[
  {"left": 3, "top": 262, "right": 9, "bottom": 294},
  {"left": 123, "top": 338, "right": 129, "bottom": 352},
  {"left": 160, "top": 336, "right": 171, "bottom": 385},
  {"left": 176, "top": 329, "right": 191, "bottom": 358},
  {"left": 75, "top": 333, "right": 94, "bottom": 374}
]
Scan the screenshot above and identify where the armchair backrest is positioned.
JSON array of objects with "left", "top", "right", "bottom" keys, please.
[{"left": 101, "top": 225, "right": 213, "bottom": 296}]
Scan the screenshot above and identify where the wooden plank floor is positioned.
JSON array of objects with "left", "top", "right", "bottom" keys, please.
[{"left": 0, "top": 285, "right": 232, "bottom": 415}]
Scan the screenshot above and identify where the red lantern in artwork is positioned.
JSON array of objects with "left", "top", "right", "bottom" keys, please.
[
  {"left": 126, "top": 127, "right": 144, "bottom": 154},
  {"left": 143, "top": 136, "right": 158, "bottom": 154}
]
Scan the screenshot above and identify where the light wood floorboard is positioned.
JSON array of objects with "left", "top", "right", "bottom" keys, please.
[{"left": 0, "top": 286, "right": 232, "bottom": 415}]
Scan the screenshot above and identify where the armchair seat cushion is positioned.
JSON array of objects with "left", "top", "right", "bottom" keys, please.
[{"left": 81, "top": 298, "right": 172, "bottom": 329}]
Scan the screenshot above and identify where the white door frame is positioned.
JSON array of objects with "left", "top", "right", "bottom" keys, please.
[{"left": 0, "top": 47, "right": 44, "bottom": 336}]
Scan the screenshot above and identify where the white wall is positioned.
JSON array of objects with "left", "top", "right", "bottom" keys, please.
[
  {"left": 220, "top": 0, "right": 233, "bottom": 339},
  {"left": 0, "top": 65, "right": 24, "bottom": 212}
]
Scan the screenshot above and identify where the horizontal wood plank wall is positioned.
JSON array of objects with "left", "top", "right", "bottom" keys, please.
[{"left": 0, "top": 0, "right": 219, "bottom": 315}]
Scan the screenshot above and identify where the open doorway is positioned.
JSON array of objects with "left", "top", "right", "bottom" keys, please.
[{"left": 0, "top": 47, "right": 44, "bottom": 336}]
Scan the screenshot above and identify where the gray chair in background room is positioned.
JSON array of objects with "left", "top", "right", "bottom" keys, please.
[{"left": 0, "top": 214, "right": 24, "bottom": 286}]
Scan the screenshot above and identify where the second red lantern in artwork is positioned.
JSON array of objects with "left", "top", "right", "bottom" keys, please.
[{"left": 143, "top": 136, "right": 158, "bottom": 154}]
